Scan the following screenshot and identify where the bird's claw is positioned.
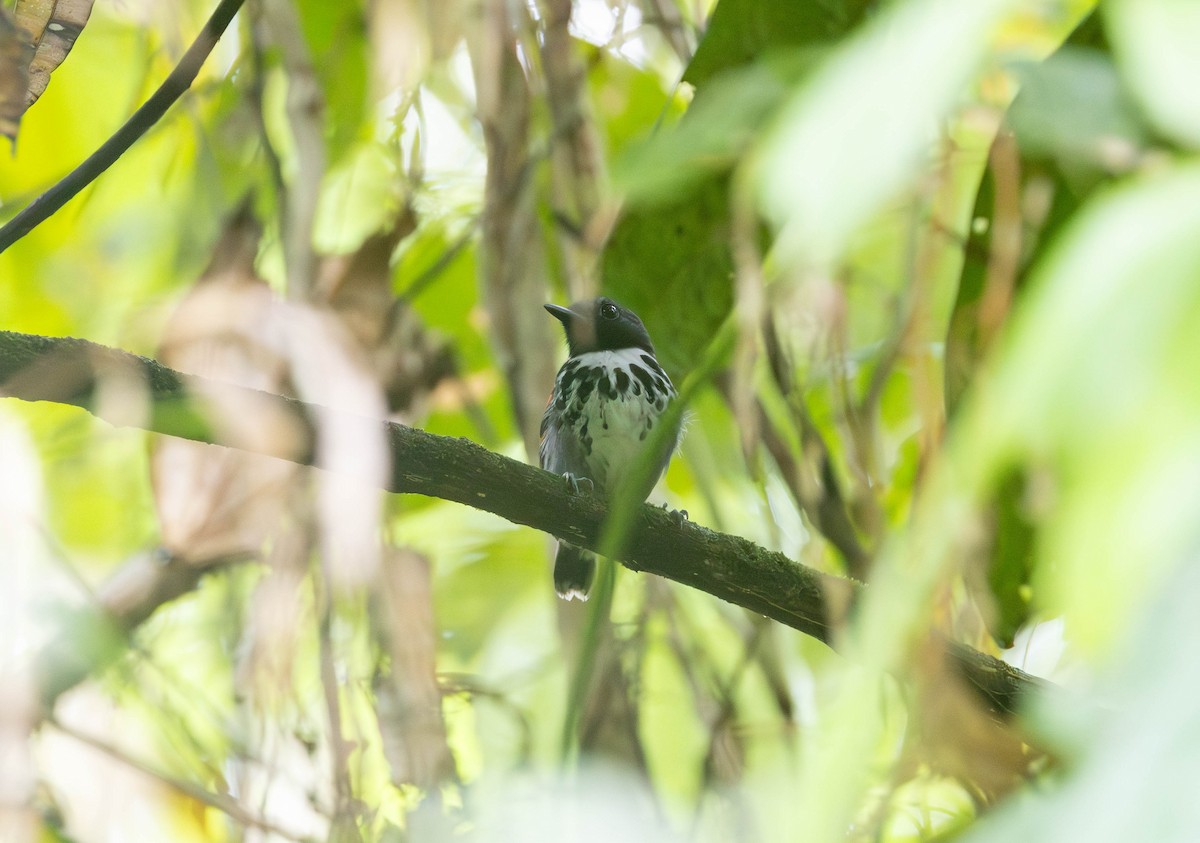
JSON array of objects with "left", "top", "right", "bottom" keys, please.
[{"left": 563, "top": 473, "right": 595, "bottom": 496}]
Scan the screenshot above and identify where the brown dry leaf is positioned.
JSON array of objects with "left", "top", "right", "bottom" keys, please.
[
  {"left": 152, "top": 210, "right": 305, "bottom": 563},
  {"left": 0, "top": 0, "right": 95, "bottom": 140},
  {"left": 906, "top": 636, "right": 1041, "bottom": 804},
  {"left": 0, "top": 6, "right": 33, "bottom": 141},
  {"left": 368, "top": 0, "right": 429, "bottom": 100},
  {"left": 579, "top": 639, "right": 646, "bottom": 767},
  {"left": 282, "top": 300, "right": 388, "bottom": 590},
  {"left": 372, "top": 549, "right": 456, "bottom": 789},
  {"left": 233, "top": 518, "right": 310, "bottom": 706},
  {"left": 317, "top": 212, "right": 456, "bottom": 420},
  {"left": 21, "top": 0, "right": 94, "bottom": 111},
  {"left": 318, "top": 223, "right": 410, "bottom": 347}
]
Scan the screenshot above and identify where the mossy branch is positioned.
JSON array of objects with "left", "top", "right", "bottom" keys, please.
[{"left": 0, "top": 329, "right": 1044, "bottom": 716}]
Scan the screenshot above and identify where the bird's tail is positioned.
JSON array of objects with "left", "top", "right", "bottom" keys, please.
[{"left": 553, "top": 543, "right": 595, "bottom": 601}]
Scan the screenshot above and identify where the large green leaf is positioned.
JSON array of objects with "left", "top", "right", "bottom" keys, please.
[
  {"left": 943, "top": 14, "right": 1153, "bottom": 645},
  {"left": 964, "top": 552, "right": 1200, "bottom": 843},
  {"left": 294, "top": 0, "right": 369, "bottom": 161},
  {"left": 606, "top": 0, "right": 879, "bottom": 366},
  {"left": 1107, "top": 0, "right": 1200, "bottom": 149},
  {"left": 601, "top": 178, "right": 734, "bottom": 376},
  {"left": 977, "top": 160, "right": 1200, "bottom": 652},
  {"left": 684, "top": 0, "right": 873, "bottom": 86},
  {"left": 756, "top": 0, "right": 1015, "bottom": 268},
  {"left": 613, "top": 54, "right": 815, "bottom": 206},
  {"left": 1006, "top": 47, "right": 1147, "bottom": 185}
]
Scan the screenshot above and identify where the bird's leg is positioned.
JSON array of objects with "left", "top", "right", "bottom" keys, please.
[{"left": 563, "top": 472, "right": 595, "bottom": 496}]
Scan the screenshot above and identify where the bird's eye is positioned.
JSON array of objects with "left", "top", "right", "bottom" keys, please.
[{"left": 600, "top": 302, "right": 619, "bottom": 320}]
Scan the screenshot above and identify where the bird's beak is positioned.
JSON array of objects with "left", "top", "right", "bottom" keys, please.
[
  {"left": 544, "top": 303, "right": 577, "bottom": 325},
  {"left": 546, "top": 302, "right": 594, "bottom": 350}
]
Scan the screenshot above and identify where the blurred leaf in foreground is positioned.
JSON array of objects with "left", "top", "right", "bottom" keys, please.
[
  {"left": 975, "top": 159, "right": 1200, "bottom": 654},
  {"left": 945, "top": 13, "right": 1154, "bottom": 646},
  {"left": 684, "top": 0, "right": 871, "bottom": 86},
  {"left": 756, "top": 0, "right": 1015, "bottom": 269},
  {"left": 614, "top": 54, "right": 815, "bottom": 207},
  {"left": 1107, "top": 0, "right": 1200, "bottom": 149},
  {"left": 964, "top": 550, "right": 1200, "bottom": 843},
  {"left": 1007, "top": 46, "right": 1149, "bottom": 187}
]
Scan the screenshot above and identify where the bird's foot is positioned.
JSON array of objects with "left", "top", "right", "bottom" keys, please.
[
  {"left": 563, "top": 473, "right": 595, "bottom": 496},
  {"left": 660, "top": 502, "right": 689, "bottom": 526}
]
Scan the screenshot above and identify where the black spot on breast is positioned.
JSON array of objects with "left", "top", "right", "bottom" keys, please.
[
  {"left": 630, "top": 364, "right": 657, "bottom": 401},
  {"left": 599, "top": 371, "right": 617, "bottom": 400},
  {"left": 640, "top": 354, "right": 665, "bottom": 378},
  {"left": 614, "top": 368, "right": 630, "bottom": 394},
  {"left": 575, "top": 371, "right": 596, "bottom": 403}
]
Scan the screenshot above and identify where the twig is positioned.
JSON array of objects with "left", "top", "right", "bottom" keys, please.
[
  {"left": 0, "top": 0, "right": 247, "bottom": 253},
  {"left": 50, "top": 717, "right": 313, "bottom": 841},
  {"left": 314, "top": 546, "right": 358, "bottom": 829}
]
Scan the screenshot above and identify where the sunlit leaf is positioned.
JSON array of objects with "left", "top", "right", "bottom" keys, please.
[
  {"left": 756, "top": 0, "right": 1015, "bottom": 268},
  {"left": 294, "top": 0, "right": 368, "bottom": 161},
  {"left": 964, "top": 556, "right": 1200, "bottom": 843},
  {"left": 1107, "top": 0, "right": 1200, "bottom": 149},
  {"left": 977, "top": 161, "right": 1200, "bottom": 652},
  {"left": 614, "top": 54, "right": 814, "bottom": 205}
]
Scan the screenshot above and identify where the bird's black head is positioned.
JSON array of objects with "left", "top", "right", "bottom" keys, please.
[{"left": 545, "top": 297, "right": 655, "bottom": 357}]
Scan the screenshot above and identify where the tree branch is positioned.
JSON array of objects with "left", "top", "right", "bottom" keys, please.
[{"left": 0, "top": 329, "right": 1044, "bottom": 716}]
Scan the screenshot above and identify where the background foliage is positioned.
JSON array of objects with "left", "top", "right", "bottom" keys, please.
[{"left": 2, "top": 0, "right": 1199, "bottom": 841}]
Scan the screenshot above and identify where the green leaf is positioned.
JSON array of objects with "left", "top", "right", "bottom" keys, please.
[
  {"left": 976, "top": 160, "right": 1200, "bottom": 651},
  {"left": 964, "top": 555, "right": 1200, "bottom": 843},
  {"left": 602, "top": 178, "right": 735, "bottom": 376},
  {"left": 684, "top": 0, "right": 872, "bottom": 86},
  {"left": 756, "top": 0, "right": 1015, "bottom": 268},
  {"left": 985, "top": 465, "right": 1037, "bottom": 647},
  {"left": 945, "top": 17, "right": 1134, "bottom": 415},
  {"left": 614, "top": 53, "right": 817, "bottom": 205},
  {"left": 1107, "top": 0, "right": 1200, "bottom": 149},
  {"left": 294, "top": 0, "right": 369, "bottom": 161},
  {"left": 1007, "top": 47, "right": 1149, "bottom": 183}
]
